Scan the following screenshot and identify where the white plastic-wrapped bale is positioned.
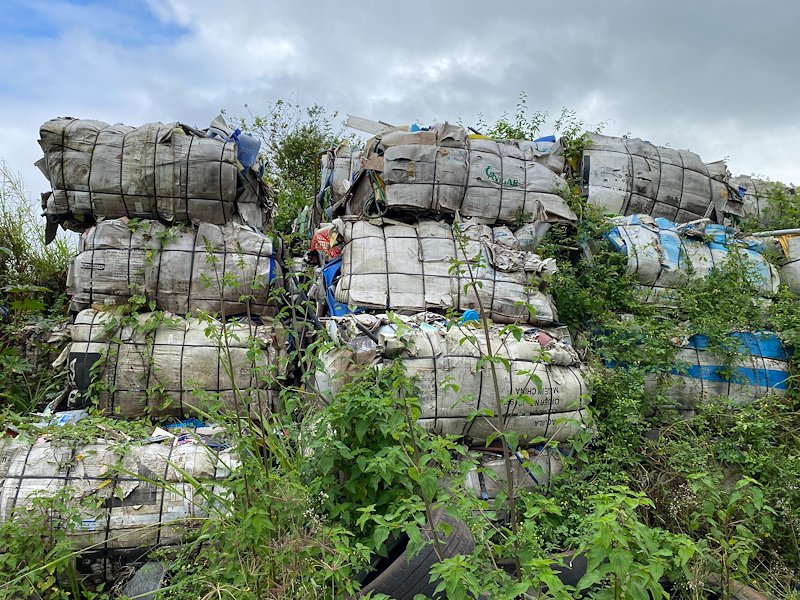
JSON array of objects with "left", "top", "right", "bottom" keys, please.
[
  {"left": 576, "top": 133, "right": 741, "bottom": 223},
  {"left": 463, "top": 448, "right": 565, "bottom": 500},
  {"left": 338, "top": 124, "right": 576, "bottom": 225},
  {"left": 459, "top": 137, "right": 573, "bottom": 223},
  {"left": 67, "top": 219, "right": 281, "bottom": 316},
  {"left": 604, "top": 215, "right": 779, "bottom": 302},
  {"left": 651, "top": 332, "right": 790, "bottom": 411},
  {"left": 0, "top": 439, "right": 237, "bottom": 579},
  {"left": 334, "top": 218, "right": 559, "bottom": 326},
  {"left": 730, "top": 175, "right": 795, "bottom": 228},
  {"left": 37, "top": 117, "right": 275, "bottom": 231},
  {"left": 67, "top": 309, "right": 284, "bottom": 418},
  {"left": 316, "top": 313, "right": 590, "bottom": 445}
]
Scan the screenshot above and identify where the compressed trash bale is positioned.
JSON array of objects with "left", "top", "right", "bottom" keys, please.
[
  {"left": 67, "top": 309, "right": 284, "bottom": 418},
  {"left": 37, "top": 117, "right": 274, "bottom": 231},
  {"left": 730, "top": 175, "right": 795, "bottom": 228},
  {"left": 334, "top": 124, "right": 576, "bottom": 225},
  {"left": 459, "top": 137, "right": 573, "bottom": 223},
  {"left": 334, "top": 218, "right": 559, "bottom": 326},
  {"left": 575, "top": 133, "right": 741, "bottom": 223},
  {"left": 463, "top": 448, "right": 565, "bottom": 500},
  {"left": 654, "top": 331, "right": 790, "bottom": 410},
  {"left": 316, "top": 313, "right": 590, "bottom": 445},
  {"left": 604, "top": 214, "right": 779, "bottom": 302},
  {"left": 67, "top": 218, "right": 280, "bottom": 316},
  {"left": 0, "top": 439, "right": 237, "bottom": 577}
]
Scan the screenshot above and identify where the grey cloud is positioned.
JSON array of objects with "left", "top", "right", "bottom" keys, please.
[{"left": 2, "top": 0, "right": 800, "bottom": 203}]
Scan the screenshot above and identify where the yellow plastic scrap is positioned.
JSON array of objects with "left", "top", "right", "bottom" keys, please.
[{"left": 778, "top": 234, "right": 798, "bottom": 258}]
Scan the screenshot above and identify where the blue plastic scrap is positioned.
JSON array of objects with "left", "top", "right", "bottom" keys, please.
[
  {"left": 322, "top": 257, "right": 362, "bottom": 317},
  {"left": 460, "top": 309, "right": 480, "bottom": 324},
  {"left": 164, "top": 418, "right": 204, "bottom": 430}
]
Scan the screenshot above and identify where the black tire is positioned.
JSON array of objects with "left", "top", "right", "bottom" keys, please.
[
  {"left": 550, "top": 551, "right": 588, "bottom": 588},
  {"left": 359, "top": 511, "right": 475, "bottom": 600}
]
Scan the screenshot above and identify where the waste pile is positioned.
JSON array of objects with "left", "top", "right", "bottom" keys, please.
[{"left": 5, "top": 111, "right": 799, "bottom": 596}]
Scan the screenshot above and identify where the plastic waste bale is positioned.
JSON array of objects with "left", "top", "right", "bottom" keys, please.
[
  {"left": 37, "top": 117, "right": 275, "bottom": 233},
  {"left": 315, "top": 313, "right": 591, "bottom": 445},
  {"left": 333, "top": 218, "right": 560, "bottom": 326},
  {"left": 463, "top": 446, "right": 566, "bottom": 500},
  {"left": 650, "top": 331, "right": 790, "bottom": 412},
  {"left": 776, "top": 233, "right": 800, "bottom": 295},
  {"left": 602, "top": 214, "right": 779, "bottom": 303},
  {"left": 730, "top": 175, "right": 796, "bottom": 228},
  {"left": 567, "top": 132, "right": 742, "bottom": 223},
  {"left": 0, "top": 438, "right": 238, "bottom": 579},
  {"left": 323, "top": 123, "right": 576, "bottom": 226},
  {"left": 68, "top": 218, "right": 281, "bottom": 317},
  {"left": 65, "top": 309, "right": 285, "bottom": 418}
]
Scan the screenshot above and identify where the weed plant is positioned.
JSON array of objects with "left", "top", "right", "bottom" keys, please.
[{"left": 0, "top": 162, "right": 72, "bottom": 413}]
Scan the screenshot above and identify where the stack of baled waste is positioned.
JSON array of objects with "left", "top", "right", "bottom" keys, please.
[
  {"left": 597, "top": 215, "right": 790, "bottom": 411},
  {"left": 311, "top": 123, "right": 591, "bottom": 500},
  {"left": 317, "top": 123, "right": 577, "bottom": 326},
  {"left": 4, "top": 115, "right": 290, "bottom": 580},
  {"left": 35, "top": 115, "right": 287, "bottom": 419}
]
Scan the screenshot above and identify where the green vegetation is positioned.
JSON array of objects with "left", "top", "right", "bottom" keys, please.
[{"left": 0, "top": 162, "right": 72, "bottom": 414}]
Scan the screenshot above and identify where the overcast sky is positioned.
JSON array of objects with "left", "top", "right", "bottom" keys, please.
[{"left": 2, "top": 0, "right": 799, "bottom": 208}]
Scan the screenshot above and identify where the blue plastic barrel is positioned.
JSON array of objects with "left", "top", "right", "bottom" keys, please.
[{"left": 236, "top": 133, "right": 261, "bottom": 172}]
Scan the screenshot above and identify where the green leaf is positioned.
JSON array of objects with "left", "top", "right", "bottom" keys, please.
[
  {"left": 609, "top": 549, "right": 633, "bottom": 576},
  {"left": 419, "top": 472, "right": 438, "bottom": 501},
  {"left": 373, "top": 525, "right": 390, "bottom": 550}
]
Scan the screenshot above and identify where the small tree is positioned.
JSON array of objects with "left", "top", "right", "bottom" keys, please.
[{"left": 233, "top": 100, "right": 342, "bottom": 236}]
